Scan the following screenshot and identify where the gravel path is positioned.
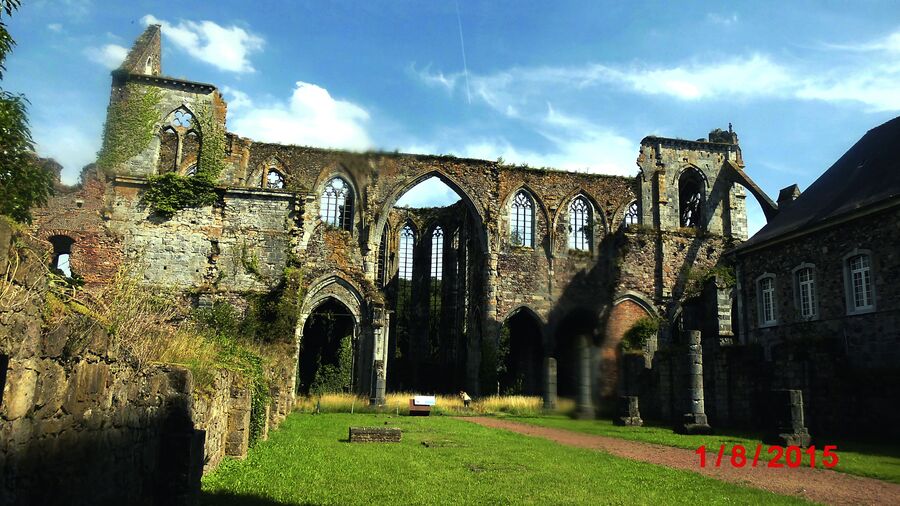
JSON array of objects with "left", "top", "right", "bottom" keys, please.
[{"left": 462, "top": 417, "right": 900, "bottom": 505}]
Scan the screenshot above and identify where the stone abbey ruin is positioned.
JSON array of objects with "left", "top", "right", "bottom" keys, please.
[{"left": 3, "top": 23, "right": 898, "bottom": 504}]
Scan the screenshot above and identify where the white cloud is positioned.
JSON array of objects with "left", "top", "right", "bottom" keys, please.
[
  {"left": 706, "top": 13, "right": 739, "bottom": 26},
  {"left": 228, "top": 81, "right": 372, "bottom": 150},
  {"left": 33, "top": 123, "right": 100, "bottom": 185},
  {"left": 141, "top": 14, "right": 264, "bottom": 73},
  {"left": 443, "top": 28, "right": 900, "bottom": 114},
  {"left": 222, "top": 86, "right": 252, "bottom": 110},
  {"left": 47, "top": 23, "right": 63, "bottom": 33},
  {"left": 410, "top": 64, "right": 460, "bottom": 93},
  {"left": 84, "top": 44, "right": 128, "bottom": 70}
]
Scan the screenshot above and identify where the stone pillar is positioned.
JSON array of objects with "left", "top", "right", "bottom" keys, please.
[
  {"left": 575, "top": 335, "right": 594, "bottom": 419},
  {"left": 614, "top": 396, "right": 643, "bottom": 426},
  {"left": 370, "top": 311, "right": 388, "bottom": 406},
  {"left": 765, "top": 389, "right": 811, "bottom": 447},
  {"left": 543, "top": 357, "right": 557, "bottom": 410},
  {"left": 679, "top": 330, "right": 712, "bottom": 434}
]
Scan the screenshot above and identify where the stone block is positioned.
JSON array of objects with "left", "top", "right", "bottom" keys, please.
[
  {"left": 614, "top": 396, "right": 643, "bottom": 426},
  {"left": 348, "top": 426, "right": 401, "bottom": 443},
  {"left": 4, "top": 364, "right": 37, "bottom": 419}
]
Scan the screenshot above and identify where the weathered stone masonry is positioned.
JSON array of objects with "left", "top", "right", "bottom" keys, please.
[{"left": 31, "top": 25, "right": 771, "bottom": 417}]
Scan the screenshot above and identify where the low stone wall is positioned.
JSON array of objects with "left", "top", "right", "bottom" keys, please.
[
  {"left": 349, "top": 427, "right": 401, "bottom": 443},
  {"left": 0, "top": 220, "right": 204, "bottom": 505}
]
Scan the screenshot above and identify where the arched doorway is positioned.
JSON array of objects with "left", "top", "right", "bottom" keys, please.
[
  {"left": 297, "top": 298, "right": 357, "bottom": 396},
  {"left": 499, "top": 309, "right": 543, "bottom": 395}
]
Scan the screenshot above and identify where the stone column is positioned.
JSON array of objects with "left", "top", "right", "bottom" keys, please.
[
  {"left": 575, "top": 335, "right": 594, "bottom": 419},
  {"left": 679, "top": 330, "right": 712, "bottom": 434},
  {"left": 765, "top": 389, "right": 811, "bottom": 447},
  {"left": 615, "top": 396, "right": 643, "bottom": 426},
  {"left": 369, "top": 310, "right": 388, "bottom": 406},
  {"left": 543, "top": 357, "right": 557, "bottom": 410}
]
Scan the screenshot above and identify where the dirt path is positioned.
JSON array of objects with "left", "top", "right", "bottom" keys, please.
[{"left": 462, "top": 417, "right": 900, "bottom": 505}]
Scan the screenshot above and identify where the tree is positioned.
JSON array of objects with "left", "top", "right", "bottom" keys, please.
[{"left": 0, "top": 1, "right": 53, "bottom": 223}]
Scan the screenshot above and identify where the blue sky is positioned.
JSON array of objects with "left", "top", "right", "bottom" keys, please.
[{"left": 6, "top": 1, "right": 900, "bottom": 232}]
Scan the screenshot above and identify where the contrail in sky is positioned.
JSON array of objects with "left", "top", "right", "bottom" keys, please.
[{"left": 455, "top": 1, "right": 472, "bottom": 104}]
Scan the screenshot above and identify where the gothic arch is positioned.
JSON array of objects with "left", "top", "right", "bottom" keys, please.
[
  {"left": 551, "top": 188, "right": 608, "bottom": 235},
  {"left": 612, "top": 291, "right": 659, "bottom": 318},
  {"left": 502, "top": 305, "right": 546, "bottom": 326},
  {"left": 249, "top": 156, "right": 290, "bottom": 188},
  {"left": 371, "top": 169, "right": 489, "bottom": 255},
  {"left": 300, "top": 274, "right": 366, "bottom": 325}
]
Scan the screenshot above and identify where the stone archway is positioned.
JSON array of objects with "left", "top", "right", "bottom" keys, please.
[
  {"left": 297, "top": 298, "right": 357, "bottom": 395},
  {"left": 602, "top": 294, "right": 657, "bottom": 399}
]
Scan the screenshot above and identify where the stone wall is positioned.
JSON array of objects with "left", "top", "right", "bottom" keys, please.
[{"left": 0, "top": 219, "right": 203, "bottom": 505}]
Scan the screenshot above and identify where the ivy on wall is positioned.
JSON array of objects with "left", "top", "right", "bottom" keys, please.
[
  {"left": 97, "top": 84, "right": 162, "bottom": 172},
  {"left": 143, "top": 102, "right": 227, "bottom": 218}
]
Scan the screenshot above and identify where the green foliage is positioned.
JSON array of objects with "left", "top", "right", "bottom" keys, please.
[
  {"left": 684, "top": 264, "right": 736, "bottom": 299},
  {"left": 0, "top": 2, "right": 53, "bottom": 223},
  {"left": 139, "top": 103, "right": 226, "bottom": 218},
  {"left": 195, "top": 103, "right": 226, "bottom": 180},
  {"left": 141, "top": 172, "right": 218, "bottom": 218},
  {"left": 190, "top": 300, "right": 271, "bottom": 446},
  {"left": 97, "top": 84, "right": 162, "bottom": 172},
  {"left": 309, "top": 333, "right": 353, "bottom": 396},
  {"left": 241, "top": 266, "right": 305, "bottom": 343},
  {"left": 239, "top": 240, "right": 263, "bottom": 278},
  {"left": 621, "top": 317, "right": 659, "bottom": 350}
]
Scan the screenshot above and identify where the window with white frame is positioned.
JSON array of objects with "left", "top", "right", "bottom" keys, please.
[
  {"left": 510, "top": 190, "right": 534, "bottom": 247},
  {"left": 758, "top": 276, "right": 776, "bottom": 325},
  {"left": 796, "top": 267, "right": 816, "bottom": 319},
  {"left": 568, "top": 196, "right": 592, "bottom": 251},
  {"left": 848, "top": 254, "right": 874, "bottom": 311}
]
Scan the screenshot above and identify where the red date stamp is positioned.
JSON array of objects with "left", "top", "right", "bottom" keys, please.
[{"left": 695, "top": 445, "right": 839, "bottom": 469}]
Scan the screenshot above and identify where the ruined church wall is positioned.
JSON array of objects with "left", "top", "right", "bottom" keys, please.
[{"left": 0, "top": 221, "right": 202, "bottom": 505}]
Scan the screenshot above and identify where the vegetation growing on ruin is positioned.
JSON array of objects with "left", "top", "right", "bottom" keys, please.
[
  {"left": 141, "top": 172, "right": 219, "bottom": 218},
  {"left": 142, "top": 103, "right": 227, "bottom": 218},
  {"left": 684, "top": 264, "right": 736, "bottom": 299},
  {"left": 621, "top": 316, "right": 659, "bottom": 350},
  {"left": 97, "top": 84, "right": 162, "bottom": 172}
]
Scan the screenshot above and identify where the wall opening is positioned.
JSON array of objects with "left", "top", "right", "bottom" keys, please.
[
  {"left": 678, "top": 168, "right": 705, "bottom": 228},
  {"left": 499, "top": 310, "right": 543, "bottom": 395},
  {"left": 554, "top": 308, "right": 598, "bottom": 399},
  {"left": 384, "top": 175, "right": 485, "bottom": 393},
  {"left": 48, "top": 235, "right": 75, "bottom": 278},
  {"left": 297, "top": 298, "right": 356, "bottom": 396}
]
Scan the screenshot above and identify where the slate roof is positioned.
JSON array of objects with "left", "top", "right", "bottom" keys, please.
[{"left": 736, "top": 116, "right": 900, "bottom": 251}]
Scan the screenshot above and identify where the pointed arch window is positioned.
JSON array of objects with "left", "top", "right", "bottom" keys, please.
[
  {"left": 429, "top": 226, "right": 444, "bottom": 337},
  {"left": 568, "top": 196, "right": 592, "bottom": 251},
  {"left": 320, "top": 177, "right": 353, "bottom": 231},
  {"left": 679, "top": 169, "right": 705, "bottom": 228},
  {"left": 398, "top": 223, "right": 415, "bottom": 300},
  {"left": 267, "top": 169, "right": 285, "bottom": 189},
  {"left": 624, "top": 201, "right": 639, "bottom": 227},
  {"left": 510, "top": 190, "right": 534, "bottom": 247},
  {"left": 376, "top": 231, "right": 388, "bottom": 288}
]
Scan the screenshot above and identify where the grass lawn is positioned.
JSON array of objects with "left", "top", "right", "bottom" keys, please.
[
  {"left": 202, "top": 413, "right": 810, "bottom": 505},
  {"left": 513, "top": 416, "right": 900, "bottom": 484}
]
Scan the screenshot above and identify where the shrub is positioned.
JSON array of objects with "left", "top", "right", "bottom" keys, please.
[{"left": 622, "top": 317, "right": 659, "bottom": 351}]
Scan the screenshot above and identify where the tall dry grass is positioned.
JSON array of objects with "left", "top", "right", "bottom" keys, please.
[{"left": 294, "top": 392, "right": 575, "bottom": 417}]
